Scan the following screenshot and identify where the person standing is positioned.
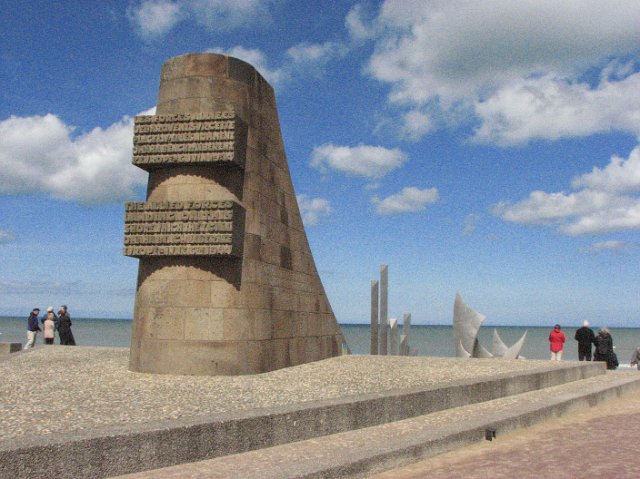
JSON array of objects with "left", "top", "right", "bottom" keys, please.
[
  {"left": 42, "top": 307, "right": 56, "bottom": 345},
  {"left": 57, "top": 305, "right": 76, "bottom": 346},
  {"left": 549, "top": 324, "right": 566, "bottom": 361},
  {"left": 24, "top": 308, "right": 41, "bottom": 349},
  {"left": 574, "top": 320, "right": 595, "bottom": 361},
  {"left": 630, "top": 347, "right": 640, "bottom": 370},
  {"left": 594, "top": 327, "right": 615, "bottom": 369}
]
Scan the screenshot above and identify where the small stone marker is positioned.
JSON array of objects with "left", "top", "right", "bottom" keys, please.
[{"left": 0, "top": 342, "right": 22, "bottom": 355}]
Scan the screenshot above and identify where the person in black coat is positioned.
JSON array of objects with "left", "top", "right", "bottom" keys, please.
[
  {"left": 574, "top": 320, "right": 595, "bottom": 361},
  {"left": 593, "top": 327, "right": 616, "bottom": 369},
  {"left": 57, "top": 305, "right": 76, "bottom": 346}
]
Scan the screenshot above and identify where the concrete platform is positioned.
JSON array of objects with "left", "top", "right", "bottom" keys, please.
[
  {"left": 0, "top": 342, "right": 22, "bottom": 355},
  {"left": 0, "top": 347, "right": 628, "bottom": 478},
  {"left": 115, "top": 371, "right": 640, "bottom": 478},
  {"left": 368, "top": 390, "right": 640, "bottom": 479}
]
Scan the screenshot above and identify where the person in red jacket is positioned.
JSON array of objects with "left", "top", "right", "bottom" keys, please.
[{"left": 549, "top": 324, "right": 566, "bottom": 360}]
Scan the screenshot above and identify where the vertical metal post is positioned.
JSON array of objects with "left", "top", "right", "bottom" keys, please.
[
  {"left": 379, "top": 264, "right": 388, "bottom": 355},
  {"left": 401, "top": 313, "right": 411, "bottom": 355},
  {"left": 390, "top": 317, "right": 398, "bottom": 355},
  {"left": 370, "top": 280, "right": 379, "bottom": 355}
]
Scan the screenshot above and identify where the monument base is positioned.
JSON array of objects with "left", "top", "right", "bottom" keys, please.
[
  {"left": 3, "top": 347, "right": 638, "bottom": 478},
  {"left": 0, "top": 342, "right": 22, "bottom": 355}
]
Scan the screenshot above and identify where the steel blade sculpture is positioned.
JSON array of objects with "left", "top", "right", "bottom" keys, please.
[{"left": 453, "top": 293, "right": 527, "bottom": 359}]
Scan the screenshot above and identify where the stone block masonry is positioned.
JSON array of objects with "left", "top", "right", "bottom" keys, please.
[
  {"left": 0, "top": 342, "right": 21, "bottom": 355},
  {"left": 126, "top": 53, "right": 343, "bottom": 376}
]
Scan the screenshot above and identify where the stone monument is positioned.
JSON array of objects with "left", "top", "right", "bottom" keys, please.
[{"left": 125, "top": 53, "right": 343, "bottom": 376}]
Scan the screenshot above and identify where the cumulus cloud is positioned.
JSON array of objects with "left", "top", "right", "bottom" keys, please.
[
  {"left": 128, "top": 0, "right": 183, "bottom": 38},
  {"left": 473, "top": 72, "right": 640, "bottom": 145},
  {"left": 494, "top": 145, "right": 640, "bottom": 235},
  {"left": 0, "top": 230, "right": 15, "bottom": 244},
  {"left": 207, "top": 46, "right": 286, "bottom": 86},
  {"left": 354, "top": 0, "right": 640, "bottom": 143},
  {"left": 463, "top": 213, "right": 481, "bottom": 236},
  {"left": 129, "top": 0, "right": 276, "bottom": 37},
  {"left": 0, "top": 113, "right": 148, "bottom": 204},
  {"left": 399, "top": 110, "right": 434, "bottom": 141},
  {"left": 373, "top": 186, "right": 439, "bottom": 215},
  {"left": 572, "top": 147, "right": 640, "bottom": 194},
  {"left": 345, "top": 3, "right": 373, "bottom": 41},
  {"left": 296, "top": 195, "right": 332, "bottom": 226},
  {"left": 311, "top": 144, "right": 407, "bottom": 179},
  {"left": 286, "top": 41, "right": 346, "bottom": 65},
  {"left": 208, "top": 41, "right": 348, "bottom": 87},
  {"left": 0, "top": 279, "right": 83, "bottom": 295},
  {"left": 580, "top": 240, "right": 635, "bottom": 254}
]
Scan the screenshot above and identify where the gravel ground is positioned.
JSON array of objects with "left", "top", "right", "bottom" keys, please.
[{"left": 0, "top": 346, "right": 573, "bottom": 441}]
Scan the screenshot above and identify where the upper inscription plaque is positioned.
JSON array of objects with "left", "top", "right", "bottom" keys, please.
[{"left": 132, "top": 112, "right": 247, "bottom": 170}]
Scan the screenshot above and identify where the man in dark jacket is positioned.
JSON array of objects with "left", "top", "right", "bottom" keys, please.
[
  {"left": 574, "top": 320, "right": 595, "bottom": 361},
  {"left": 24, "top": 307, "right": 41, "bottom": 349}
]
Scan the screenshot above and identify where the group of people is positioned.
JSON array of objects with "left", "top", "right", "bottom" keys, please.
[
  {"left": 548, "top": 321, "right": 618, "bottom": 369},
  {"left": 25, "top": 305, "right": 75, "bottom": 349}
]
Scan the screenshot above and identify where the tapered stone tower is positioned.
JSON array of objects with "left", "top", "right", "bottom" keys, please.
[{"left": 125, "top": 53, "right": 343, "bottom": 375}]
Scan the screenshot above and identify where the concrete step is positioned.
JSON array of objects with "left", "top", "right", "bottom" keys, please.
[
  {"left": 0, "top": 357, "right": 607, "bottom": 479},
  {"left": 115, "top": 371, "right": 640, "bottom": 479}
]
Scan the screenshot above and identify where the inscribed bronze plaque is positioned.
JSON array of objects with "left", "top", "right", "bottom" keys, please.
[
  {"left": 124, "top": 200, "right": 244, "bottom": 257},
  {"left": 132, "top": 112, "right": 247, "bottom": 170}
]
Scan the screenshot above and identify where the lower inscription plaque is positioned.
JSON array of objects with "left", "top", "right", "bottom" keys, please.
[{"left": 124, "top": 200, "right": 243, "bottom": 257}]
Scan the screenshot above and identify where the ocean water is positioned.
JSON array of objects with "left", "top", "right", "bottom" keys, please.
[{"left": 2, "top": 317, "right": 639, "bottom": 363}]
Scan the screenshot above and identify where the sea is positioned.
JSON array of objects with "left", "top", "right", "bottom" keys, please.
[{"left": 2, "top": 316, "right": 639, "bottom": 363}]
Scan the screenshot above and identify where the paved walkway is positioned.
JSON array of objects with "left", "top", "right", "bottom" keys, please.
[{"left": 369, "top": 389, "right": 640, "bottom": 479}]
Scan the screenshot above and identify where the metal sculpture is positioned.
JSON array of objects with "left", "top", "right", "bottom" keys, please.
[{"left": 453, "top": 293, "right": 527, "bottom": 359}]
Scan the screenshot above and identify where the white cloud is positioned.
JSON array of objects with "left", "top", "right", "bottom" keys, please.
[
  {"left": 345, "top": 4, "right": 373, "bottom": 41},
  {"left": 580, "top": 240, "right": 635, "bottom": 254},
  {"left": 128, "top": 0, "right": 183, "bottom": 38},
  {"left": 0, "top": 279, "right": 83, "bottom": 295},
  {"left": 189, "top": 0, "right": 275, "bottom": 31},
  {"left": 373, "top": 186, "right": 439, "bottom": 215},
  {"left": 129, "top": 0, "right": 276, "bottom": 38},
  {"left": 0, "top": 230, "right": 15, "bottom": 244},
  {"left": 399, "top": 109, "right": 433, "bottom": 141},
  {"left": 208, "top": 41, "right": 348, "bottom": 87},
  {"left": 473, "top": 72, "right": 640, "bottom": 145},
  {"left": 207, "top": 46, "right": 286, "bottom": 86},
  {"left": 463, "top": 213, "right": 481, "bottom": 236},
  {"left": 358, "top": 0, "right": 640, "bottom": 143},
  {"left": 0, "top": 113, "right": 148, "bottom": 204},
  {"left": 494, "top": 145, "right": 640, "bottom": 235},
  {"left": 286, "top": 42, "right": 345, "bottom": 65},
  {"left": 572, "top": 146, "right": 640, "bottom": 194},
  {"left": 296, "top": 195, "right": 332, "bottom": 226},
  {"left": 310, "top": 143, "right": 407, "bottom": 179}
]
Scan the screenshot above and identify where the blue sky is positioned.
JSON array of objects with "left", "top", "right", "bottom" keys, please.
[{"left": 1, "top": 0, "right": 639, "bottom": 326}]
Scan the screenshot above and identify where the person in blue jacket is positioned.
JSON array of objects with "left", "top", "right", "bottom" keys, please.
[{"left": 24, "top": 307, "right": 41, "bottom": 349}]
